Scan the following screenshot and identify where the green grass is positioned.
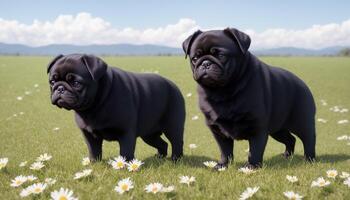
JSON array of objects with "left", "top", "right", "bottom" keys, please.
[{"left": 0, "top": 56, "right": 349, "bottom": 199}]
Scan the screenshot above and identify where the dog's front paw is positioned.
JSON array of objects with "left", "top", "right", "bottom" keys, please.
[
  {"left": 243, "top": 162, "right": 262, "bottom": 169},
  {"left": 171, "top": 154, "right": 183, "bottom": 163},
  {"left": 214, "top": 162, "right": 228, "bottom": 170},
  {"left": 282, "top": 150, "right": 294, "bottom": 159}
]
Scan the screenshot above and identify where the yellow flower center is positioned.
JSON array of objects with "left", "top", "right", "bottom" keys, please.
[
  {"left": 152, "top": 186, "right": 158, "bottom": 193},
  {"left": 59, "top": 196, "right": 68, "bottom": 200},
  {"left": 121, "top": 184, "right": 129, "bottom": 191},
  {"left": 131, "top": 164, "right": 138, "bottom": 170},
  {"left": 15, "top": 180, "right": 22, "bottom": 185},
  {"left": 291, "top": 197, "right": 296, "bottom": 200},
  {"left": 34, "top": 188, "right": 42, "bottom": 193},
  {"left": 117, "top": 162, "right": 124, "bottom": 168}
]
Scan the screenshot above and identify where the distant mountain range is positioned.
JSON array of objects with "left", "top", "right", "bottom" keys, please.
[{"left": 0, "top": 42, "right": 348, "bottom": 56}]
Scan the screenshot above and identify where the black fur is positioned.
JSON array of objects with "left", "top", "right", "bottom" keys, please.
[
  {"left": 183, "top": 28, "right": 316, "bottom": 168},
  {"left": 48, "top": 54, "right": 185, "bottom": 161}
]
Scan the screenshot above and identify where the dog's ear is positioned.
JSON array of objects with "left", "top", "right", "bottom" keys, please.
[
  {"left": 223, "top": 28, "right": 251, "bottom": 54},
  {"left": 182, "top": 30, "right": 202, "bottom": 59},
  {"left": 47, "top": 54, "right": 64, "bottom": 74},
  {"left": 81, "top": 54, "right": 107, "bottom": 81}
]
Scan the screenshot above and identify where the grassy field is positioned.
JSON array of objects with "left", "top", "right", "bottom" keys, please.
[{"left": 0, "top": 56, "right": 349, "bottom": 199}]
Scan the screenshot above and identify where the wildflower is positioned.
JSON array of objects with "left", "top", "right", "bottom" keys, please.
[
  {"left": 145, "top": 183, "right": 163, "bottom": 194},
  {"left": 179, "top": 176, "right": 195, "bottom": 186},
  {"left": 127, "top": 159, "right": 144, "bottom": 172},
  {"left": 283, "top": 191, "right": 303, "bottom": 200},
  {"left": 51, "top": 188, "right": 78, "bottom": 200},
  {"left": 311, "top": 177, "right": 330, "bottom": 187},
  {"left": 239, "top": 187, "right": 260, "bottom": 200},
  {"left": 114, "top": 177, "right": 134, "bottom": 194}
]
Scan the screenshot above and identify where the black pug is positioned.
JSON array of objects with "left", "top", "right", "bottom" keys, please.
[
  {"left": 47, "top": 54, "right": 185, "bottom": 162},
  {"left": 183, "top": 28, "right": 316, "bottom": 169}
]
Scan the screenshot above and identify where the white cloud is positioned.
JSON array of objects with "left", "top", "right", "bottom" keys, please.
[
  {"left": 247, "top": 19, "right": 350, "bottom": 49},
  {"left": 0, "top": 12, "right": 349, "bottom": 49},
  {"left": 0, "top": 12, "right": 198, "bottom": 47}
]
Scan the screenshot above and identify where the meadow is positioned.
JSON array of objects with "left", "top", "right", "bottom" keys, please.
[{"left": 0, "top": 55, "right": 349, "bottom": 199}]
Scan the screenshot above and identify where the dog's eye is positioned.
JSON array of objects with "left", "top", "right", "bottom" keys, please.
[
  {"left": 72, "top": 81, "right": 81, "bottom": 88},
  {"left": 218, "top": 54, "right": 226, "bottom": 59},
  {"left": 49, "top": 80, "right": 55, "bottom": 86},
  {"left": 192, "top": 56, "right": 198, "bottom": 63}
]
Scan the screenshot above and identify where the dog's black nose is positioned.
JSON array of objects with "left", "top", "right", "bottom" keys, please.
[
  {"left": 57, "top": 85, "right": 65, "bottom": 94},
  {"left": 201, "top": 60, "right": 212, "bottom": 68}
]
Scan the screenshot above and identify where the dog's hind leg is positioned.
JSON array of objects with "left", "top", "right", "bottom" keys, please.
[
  {"left": 141, "top": 133, "right": 168, "bottom": 158},
  {"left": 292, "top": 123, "right": 316, "bottom": 162},
  {"left": 270, "top": 129, "right": 296, "bottom": 158},
  {"left": 163, "top": 125, "right": 184, "bottom": 162}
]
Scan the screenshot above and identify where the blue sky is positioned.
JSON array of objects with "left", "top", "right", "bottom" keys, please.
[
  {"left": 1, "top": 1, "right": 350, "bottom": 48},
  {"left": 2, "top": 0, "right": 349, "bottom": 31}
]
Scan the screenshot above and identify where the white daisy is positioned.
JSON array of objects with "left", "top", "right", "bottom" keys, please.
[
  {"left": 19, "top": 112, "right": 24, "bottom": 115},
  {"left": 20, "top": 187, "right": 32, "bottom": 197},
  {"left": 186, "top": 93, "right": 192, "bottom": 97},
  {"left": 114, "top": 177, "right": 134, "bottom": 194},
  {"left": 339, "top": 171, "right": 349, "bottom": 179},
  {"left": 45, "top": 178, "right": 57, "bottom": 185},
  {"left": 337, "top": 119, "right": 349, "bottom": 124},
  {"left": 161, "top": 185, "right": 175, "bottom": 193},
  {"left": 320, "top": 99, "right": 327, "bottom": 106},
  {"left": 317, "top": 118, "right": 327, "bottom": 123},
  {"left": 326, "top": 169, "right": 338, "bottom": 179},
  {"left": 189, "top": 143, "right": 197, "bottom": 149},
  {"left": 145, "top": 182, "right": 163, "bottom": 194},
  {"left": 34, "top": 84, "right": 39, "bottom": 88},
  {"left": 203, "top": 161, "right": 217, "bottom": 168},
  {"left": 81, "top": 157, "right": 90, "bottom": 166},
  {"left": 109, "top": 156, "right": 126, "bottom": 170},
  {"left": 13, "top": 114, "right": 17, "bottom": 117},
  {"left": 10, "top": 175, "right": 28, "bottom": 187},
  {"left": 344, "top": 177, "right": 350, "bottom": 187},
  {"left": 17, "top": 96, "right": 23, "bottom": 101},
  {"left": 24, "top": 91, "right": 31, "bottom": 95},
  {"left": 0, "top": 157, "right": 9, "bottom": 170},
  {"left": 127, "top": 159, "right": 144, "bottom": 172},
  {"left": 30, "top": 161, "right": 45, "bottom": 170},
  {"left": 179, "top": 175, "right": 196, "bottom": 186},
  {"left": 73, "top": 169, "right": 92, "bottom": 180},
  {"left": 311, "top": 177, "right": 331, "bottom": 187},
  {"left": 340, "top": 108, "right": 349, "bottom": 113},
  {"left": 337, "top": 135, "right": 349, "bottom": 140},
  {"left": 26, "top": 175, "right": 38, "bottom": 182},
  {"left": 283, "top": 191, "right": 303, "bottom": 200},
  {"left": 51, "top": 188, "right": 78, "bottom": 200},
  {"left": 238, "top": 167, "right": 256, "bottom": 175},
  {"left": 239, "top": 186, "right": 260, "bottom": 200},
  {"left": 191, "top": 115, "right": 199, "bottom": 120},
  {"left": 36, "top": 153, "right": 52, "bottom": 162},
  {"left": 53, "top": 127, "right": 60, "bottom": 131},
  {"left": 330, "top": 106, "right": 340, "bottom": 112},
  {"left": 286, "top": 175, "right": 298, "bottom": 183},
  {"left": 28, "top": 182, "right": 47, "bottom": 195}
]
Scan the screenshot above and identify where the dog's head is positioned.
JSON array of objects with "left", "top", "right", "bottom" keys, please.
[
  {"left": 183, "top": 28, "right": 251, "bottom": 88},
  {"left": 47, "top": 54, "right": 107, "bottom": 111}
]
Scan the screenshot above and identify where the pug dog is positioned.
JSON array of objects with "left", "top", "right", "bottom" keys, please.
[
  {"left": 47, "top": 54, "right": 185, "bottom": 162},
  {"left": 183, "top": 28, "right": 316, "bottom": 169}
]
